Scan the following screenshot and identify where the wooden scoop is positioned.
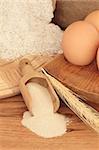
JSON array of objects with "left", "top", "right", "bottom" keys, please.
[{"left": 19, "top": 59, "right": 60, "bottom": 115}]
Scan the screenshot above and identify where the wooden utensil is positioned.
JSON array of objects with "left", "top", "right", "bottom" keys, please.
[
  {"left": 0, "top": 55, "right": 53, "bottom": 99},
  {"left": 42, "top": 69, "right": 99, "bottom": 133},
  {"left": 19, "top": 58, "right": 60, "bottom": 115}
]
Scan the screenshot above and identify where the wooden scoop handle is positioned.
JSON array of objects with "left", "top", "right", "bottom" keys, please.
[{"left": 19, "top": 58, "right": 35, "bottom": 76}]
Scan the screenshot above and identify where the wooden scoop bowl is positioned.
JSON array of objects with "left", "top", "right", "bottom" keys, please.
[{"left": 19, "top": 58, "right": 60, "bottom": 115}]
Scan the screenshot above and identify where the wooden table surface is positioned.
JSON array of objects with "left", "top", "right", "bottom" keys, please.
[{"left": 0, "top": 95, "right": 99, "bottom": 150}]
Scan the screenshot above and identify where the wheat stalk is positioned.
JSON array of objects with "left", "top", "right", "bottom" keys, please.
[{"left": 42, "top": 68, "right": 99, "bottom": 133}]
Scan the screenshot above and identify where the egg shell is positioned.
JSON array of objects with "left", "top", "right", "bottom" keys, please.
[
  {"left": 62, "top": 21, "right": 99, "bottom": 66},
  {"left": 85, "top": 10, "right": 99, "bottom": 31},
  {"left": 96, "top": 48, "right": 99, "bottom": 70}
]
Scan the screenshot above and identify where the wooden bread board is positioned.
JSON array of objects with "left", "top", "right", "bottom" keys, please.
[
  {"left": 0, "top": 55, "right": 53, "bottom": 99},
  {"left": 44, "top": 54, "right": 99, "bottom": 104}
]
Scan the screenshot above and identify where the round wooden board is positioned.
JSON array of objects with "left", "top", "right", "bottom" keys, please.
[
  {"left": 0, "top": 55, "right": 54, "bottom": 99},
  {"left": 44, "top": 54, "right": 99, "bottom": 104}
]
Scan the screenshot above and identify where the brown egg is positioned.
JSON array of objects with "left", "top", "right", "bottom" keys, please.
[
  {"left": 62, "top": 21, "right": 99, "bottom": 66},
  {"left": 85, "top": 10, "right": 99, "bottom": 31},
  {"left": 96, "top": 48, "right": 99, "bottom": 70}
]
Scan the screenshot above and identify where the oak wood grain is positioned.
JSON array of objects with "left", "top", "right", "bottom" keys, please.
[
  {"left": 0, "top": 96, "right": 99, "bottom": 150},
  {"left": 44, "top": 54, "right": 99, "bottom": 104}
]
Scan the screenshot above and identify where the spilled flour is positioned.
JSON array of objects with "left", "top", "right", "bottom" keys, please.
[
  {"left": 22, "top": 83, "right": 69, "bottom": 138},
  {"left": 0, "top": 0, "right": 63, "bottom": 60},
  {"left": 22, "top": 111, "right": 68, "bottom": 138}
]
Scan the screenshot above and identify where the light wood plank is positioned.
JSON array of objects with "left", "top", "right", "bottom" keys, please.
[{"left": 0, "top": 96, "right": 99, "bottom": 150}]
